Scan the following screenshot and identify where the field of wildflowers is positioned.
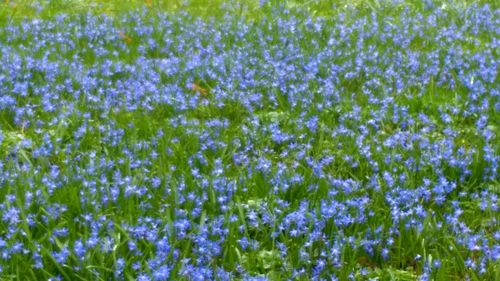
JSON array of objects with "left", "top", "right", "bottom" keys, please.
[{"left": 0, "top": 0, "right": 498, "bottom": 280}]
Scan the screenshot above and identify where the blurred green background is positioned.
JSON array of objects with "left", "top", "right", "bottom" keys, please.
[{"left": 1, "top": 0, "right": 498, "bottom": 23}]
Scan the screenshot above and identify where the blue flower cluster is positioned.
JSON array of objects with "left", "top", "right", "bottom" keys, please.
[{"left": 0, "top": 2, "right": 498, "bottom": 280}]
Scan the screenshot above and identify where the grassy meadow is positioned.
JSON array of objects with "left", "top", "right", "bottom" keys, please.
[{"left": 0, "top": 0, "right": 498, "bottom": 280}]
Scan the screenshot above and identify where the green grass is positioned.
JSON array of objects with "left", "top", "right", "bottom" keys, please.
[{"left": 1, "top": 0, "right": 498, "bottom": 23}]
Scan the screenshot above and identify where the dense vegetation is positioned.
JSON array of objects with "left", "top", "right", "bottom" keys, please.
[{"left": 0, "top": 0, "right": 498, "bottom": 280}]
